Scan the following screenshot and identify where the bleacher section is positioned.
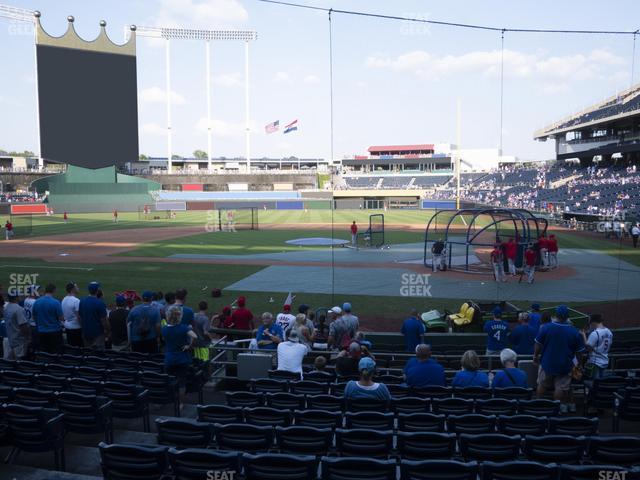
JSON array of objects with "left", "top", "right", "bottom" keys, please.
[{"left": 343, "top": 175, "right": 452, "bottom": 190}]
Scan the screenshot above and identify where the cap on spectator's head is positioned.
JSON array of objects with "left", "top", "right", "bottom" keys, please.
[
  {"left": 342, "top": 302, "right": 352, "bottom": 313},
  {"left": 531, "top": 303, "right": 540, "bottom": 310},
  {"left": 493, "top": 306, "right": 502, "bottom": 318},
  {"left": 88, "top": 282, "right": 100, "bottom": 294},
  {"left": 223, "top": 305, "right": 232, "bottom": 315},
  {"left": 329, "top": 306, "right": 342, "bottom": 315},
  {"left": 237, "top": 296, "right": 246, "bottom": 307},
  {"left": 298, "top": 304, "right": 309, "bottom": 314},
  {"left": 556, "top": 304, "right": 569, "bottom": 320},
  {"left": 358, "top": 356, "right": 376, "bottom": 373},
  {"left": 283, "top": 304, "right": 291, "bottom": 312},
  {"left": 288, "top": 330, "right": 300, "bottom": 342},
  {"left": 115, "top": 295, "right": 126, "bottom": 306},
  {"left": 142, "top": 290, "right": 154, "bottom": 301}
]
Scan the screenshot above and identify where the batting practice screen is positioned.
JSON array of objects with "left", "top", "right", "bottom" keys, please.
[{"left": 36, "top": 45, "right": 139, "bottom": 168}]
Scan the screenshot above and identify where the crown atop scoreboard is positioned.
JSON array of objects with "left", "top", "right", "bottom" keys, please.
[{"left": 34, "top": 11, "right": 136, "bottom": 56}]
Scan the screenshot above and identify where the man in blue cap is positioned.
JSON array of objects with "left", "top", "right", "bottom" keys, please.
[
  {"left": 483, "top": 306, "right": 509, "bottom": 356},
  {"left": 127, "top": 290, "right": 161, "bottom": 353},
  {"left": 534, "top": 305, "right": 585, "bottom": 413},
  {"left": 79, "top": 282, "right": 109, "bottom": 349},
  {"left": 341, "top": 302, "right": 359, "bottom": 335}
]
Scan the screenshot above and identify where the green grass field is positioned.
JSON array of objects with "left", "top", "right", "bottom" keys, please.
[{"left": 1, "top": 209, "right": 639, "bottom": 327}]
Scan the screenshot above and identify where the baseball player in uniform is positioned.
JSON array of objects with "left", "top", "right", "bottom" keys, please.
[
  {"left": 548, "top": 234, "right": 559, "bottom": 269},
  {"left": 524, "top": 245, "right": 537, "bottom": 284},
  {"left": 431, "top": 239, "right": 445, "bottom": 272},
  {"left": 490, "top": 244, "right": 506, "bottom": 282},
  {"left": 350, "top": 221, "right": 358, "bottom": 248}
]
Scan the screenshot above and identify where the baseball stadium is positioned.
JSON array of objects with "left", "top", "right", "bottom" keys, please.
[{"left": 1, "top": 1, "right": 640, "bottom": 479}]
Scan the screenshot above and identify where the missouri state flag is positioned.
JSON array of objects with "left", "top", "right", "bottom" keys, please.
[
  {"left": 265, "top": 120, "right": 279, "bottom": 134},
  {"left": 283, "top": 119, "right": 298, "bottom": 134}
]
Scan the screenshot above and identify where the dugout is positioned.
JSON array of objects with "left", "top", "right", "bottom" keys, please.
[{"left": 423, "top": 208, "right": 548, "bottom": 273}]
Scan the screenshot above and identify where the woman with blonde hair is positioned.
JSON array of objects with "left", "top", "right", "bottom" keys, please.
[
  {"left": 288, "top": 313, "right": 312, "bottom": 348},
  {"left": 451, "top": 350, "right": 489, "bottom": 387},
  {"left": 162, "top": 305, "right": 197, "bottom": 404}
]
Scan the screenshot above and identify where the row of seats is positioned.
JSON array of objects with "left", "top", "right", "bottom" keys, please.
[
  {"left": 249, "top": 378, "right": 536, "bottom": 399},
  {"left": 200, "top": 404, "right": 600, "bottom": 435},
  {"left": 99, "top": 443, "right": 640, "bottom": 480},
  {"left": 227, "top": 391, "right": 562, "bottom": 415},
  {"left": 152, "top": 419, "right": 640, "bottom": 465}
]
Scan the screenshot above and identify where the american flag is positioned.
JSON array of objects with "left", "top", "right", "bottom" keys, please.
[{"left": 265, "top": 120, "right": 279, "bottom": 134}]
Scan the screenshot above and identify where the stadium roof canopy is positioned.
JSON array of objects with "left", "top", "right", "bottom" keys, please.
[
  {"left": 534, "top": 83, "right": 640, "bottom": 140},
  {"left": 368, "top": 144, "right": 434, "bottom": 154}
]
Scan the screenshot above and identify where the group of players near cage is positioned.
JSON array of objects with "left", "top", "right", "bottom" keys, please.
[{"left": 431, "top": 234, "right": 560, "bottom": 284}]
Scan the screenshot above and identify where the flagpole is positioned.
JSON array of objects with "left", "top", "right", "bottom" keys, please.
[
  {"left": 206, "top": 39, "right": 212, "bottom": 171},
  {"left": 245, "top": 40, "right": 251, "bottom": 172}
]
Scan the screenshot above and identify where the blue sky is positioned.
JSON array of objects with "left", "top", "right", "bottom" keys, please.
[{"left": 1, "top": 0, "right": 639, "bottom": 161}]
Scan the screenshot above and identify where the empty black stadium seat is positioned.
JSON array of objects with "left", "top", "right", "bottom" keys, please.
[
  {"left": 101, "top": 381, "right": 150, "bottom": 432},
  {"left": 587, "top": 436, "right": 640, "bottom": 466},
  {"left": 226, "top": 391, "right": 264, "bottom": 408},
  {"left": 265, "top": 392, "right": 306, "bottom": 410},
  {"left": 99, "top": 442, "right": 168, "bottom": 480},
  {"left": 454, "top": 386, "right": 492, "bottom": 399},
  {"left": 56, "top": 391, "right": 114, "bottom": 443},
  {"left": 156, "top": 417, "right": 213, "bottom": 449},
  {"left": 15, "top": 360, "right": 44, "bottom": 374},
  {"left": 448, "top": 414, "right": 496, "bottom": 435},
  {"left": 331, "top": 382, "right": 349, "bottom": 396},
  {"left": 411, "top": 385, "right": 452, "bottom": 399},
  {"left": 307, "top": 394, "right": 344, "bottom": 412},
  {"left": 269, "top": 369, "right": 301, "bottom": 381},
  {"left": 400, "top": 459, "right": 478, "bottom": 480},
  {"left": 3, "top": 403, "right": 66, "bottom": 471},
  {"left": 523, "top": 435, "right": 587, "bottom": 464},
  {"left": 214, "top": 422, "right": 274, "bottom": 452},
  {"left": 614, "top": 386, "right": 640, "bottom": 432},
  {"left": 33, "top": 374, "right": 67, "bottom": 391},
  {"left": 586, "top": 376, "right": 629, "bottom": 413},
  {"left": 197, "top": 404, "right": 243, "bottom": 424},
  {"left": 75, "top": 366, "right": 106, "bottom": 382},
  {"left": 387, "top": 384, "right": 411, "bottom": 398},
  {"left": 107, "top": 368, "right": 139, "bottom": 385},
  {"left": 458, "top": 433, "right": 521, "bottom": 462},
  {"left": 12, "top": 387, "right": 57, "bottom": 408},
  {"left": 497, "top": 415, "right": 547, "bottom": 436},
  {"left": 493, "top": 387, "right": 533, "bottom": 400},
  {"left": 396, "top": 431, "right": 456, "bottom": 460},
  {"left": 244, "top": 406, "right": 292, "bottom": 427},
  {"left": 548, "top": 416, "right": 598, "bottom": 436},
  {"left": 66, "top": 377, "right": 102, "bottom": 396},
  {"left": 84, "top": 355, "right": 112, "bottom": 370},
  {"left": 345, "top": 411, "right": 394, "bottom": 430},
  {"left": 320, "top": 456, "right": 396, "bottom": 480},
  {"left": 58, "top": 354, "right": 83, "bottom": 367},
  {"left": 45, "top": 363, "right": 76, "bottom": 379},
  {"left": 140, "top": 371, "right": 181, "bottom": 417},
  {"left": 290, "top": 380, "right": 331, "bottom": 396},
  {"left": 392, "top": 396, "right": 430, "bottom": 414},
  {"left": 481, "top": 461, "right": 558, "bottom": 480},
  {"left": 243, "top": 452, "right": 317, "bottom": 480},
  {"left": 335, "top": 428, "right": 393, "bottom": 458},
  {"left": 250, "top": 378, "right": 289, "bottom": 394},
  {"left": 432, "top": 397, "right": 474, "bottom": 416},
  {"left": 111, "top": 357, "right": 140, "bottom": 370},
  {"left": 346, "top": 397, "right": 391, "bottom": 413},
  {"left": 376, "top": 374, "right": 404, "bottom": 385},
  {"left": 168, "top": 448, "right": 240, "bottom": 480},
  {"left": 304, "top": 370, "right": 335, "bottom": 382},
  {"left": 0, "top": 370, "right": 33, "bottom": 387},
  {"left": 397, "top": 412, "right": 446, "bottom": 432},
  {"left": 293, "top": 409, "right": 343, "bottom": 429},
  {"left": 275, "top": 425, "right": 333, "bottom": 456},
  {"left": 518, "top": 399, "right": 560, "bottom": 416},
  {"left": 476, "top": 398, "right": 517, "bottom": 416}
]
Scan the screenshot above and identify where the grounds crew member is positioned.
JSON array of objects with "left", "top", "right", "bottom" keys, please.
[{"left": 431, "top": 239, "right": 446, "bottom": 272}]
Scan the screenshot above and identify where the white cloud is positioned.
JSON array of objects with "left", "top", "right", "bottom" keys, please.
[
  {"left": 212, "top": 73, "right": 243, "bottom": 87},
  {"left": 140, "top": 86, "right": 186, "bottom": 105},
  {"left": 273, "top": 71, "right": 291, "bottom": 83},
  {"left": 140, "top": 122, "right": 167, "bottom": 136},
  {"left": 151, "top": 0, "right": 248, "bottom": 28},
  {"left": 303, "top": 74, "right": 320, "bottom": 84},
  {"left": 195, "top": 117, "right": 245, "bottom": 137},
  {"left": 365, "top": 48, "right": 626, "bottom": 85}
]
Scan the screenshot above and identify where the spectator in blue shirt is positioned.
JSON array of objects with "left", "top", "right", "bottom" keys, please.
[
  {"left": 451, "top": 350, "right": 489, "bottom": 388},
  {"left": 174, "top": 288, "right": 195, "bottom": 326},
  {"left": 401, "top": 309, "right": 425, "bottom": 352},
  {"left": 484, "top": 307, "right": 509, "bottom": 355},
  {"left": 404, "top": 344, "right": 445, "bottom": 388},
  {"left": 162, "top": 304, "right": 197, "bottom": 407},
  {"left": 509, "top": 312, "right": 535, "bottom": 355},
  {"left": 528, "top": 304, "right": 542, "bottom": 333},
  {"left": 32, "top": 283, "right": 64, "bottom": 354},
  {"left": 127, "top": 290, "right": 162, "bottom": 353},
  {"left": 79, "top": 282, "right": 109, "bottom": 350},
  {"left": 492, "top": 348, "right": 528, "bottom": 388},
  {"left": 255, "top": 312, "right": 284, "bottom": 350},
  {"left": 344, "top": 356, "right": 391, "bottom": 401},
  {"left": 534, "top": 305, "right": 585, "bottom": 412}
]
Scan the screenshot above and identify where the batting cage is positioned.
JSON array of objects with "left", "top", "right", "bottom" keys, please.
[
  {"left": 217, "top": 208, "right": 259, "bottom": 231},
  {"left": 357, "top": 213, "right": 385, "bottom": 248}
]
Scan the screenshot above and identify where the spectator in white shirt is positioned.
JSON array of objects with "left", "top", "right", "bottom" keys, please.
[
  {"left": 61, "top": 282, "right": 82, "bottom": 347},
  {"left": 276, "top": 330, "right": 309, "bottom": 378},
  {"left": 582, "top": 314, "right": 613, "bottom": 379}
]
